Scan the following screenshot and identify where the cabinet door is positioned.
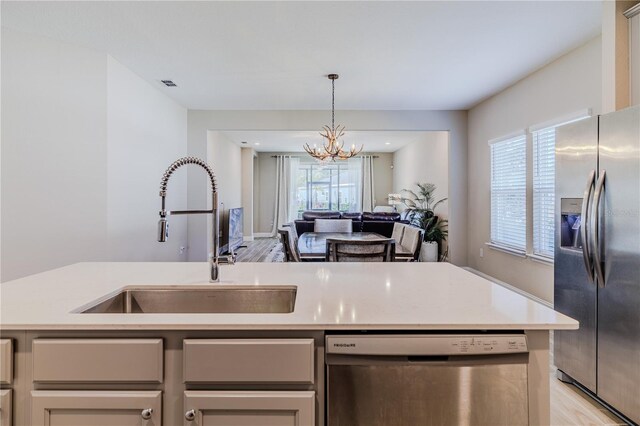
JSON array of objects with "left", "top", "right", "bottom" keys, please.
[
  {"left": 0, "top": 389, "right": 11, "bottom": 426},
  {"left": 31, "top": 390, "right": 161, "bottom": 426},
  {"left": 0, "top": 339, "right": 12, "bottom": 385},
  {"left": 184, "top": 391, "right": 314, "bottom": 426}
]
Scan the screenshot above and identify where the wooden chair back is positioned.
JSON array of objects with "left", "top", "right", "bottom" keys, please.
[
  {"left": 325, "top": 238, "right": 395, "bottom": 262},
  {"left": 278, "top": 228, "right": 292, "bottom": 262},
  {"left": 314, "top": 219, "right": 353, "bottom": 233},
  {"left": 278, "top": 225, "right": 301, "bottom": 262}
]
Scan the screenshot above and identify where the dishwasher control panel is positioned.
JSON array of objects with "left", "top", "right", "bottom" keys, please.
[{"left": 326, "top": 334, "right": 528, "bottom": 356}]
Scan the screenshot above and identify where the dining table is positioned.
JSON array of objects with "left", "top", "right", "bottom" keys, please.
[{"left": 297, "top": 231, "right": 387, "bottom": 260}]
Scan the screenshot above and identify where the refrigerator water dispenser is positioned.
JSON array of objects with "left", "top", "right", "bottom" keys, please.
[{"left": 560, "top": 198, "right": 583, "bottom": 249}]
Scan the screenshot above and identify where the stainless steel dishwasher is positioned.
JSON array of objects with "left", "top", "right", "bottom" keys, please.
[{"left": 326, "top": 333, "right": 530, "bottom": 426}]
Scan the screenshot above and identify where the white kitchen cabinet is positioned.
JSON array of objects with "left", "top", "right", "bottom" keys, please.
[
  {"left": 0, "top": 390, "right": 11, "bottom": 426},
  {"left": 183, "top": 390, "right": 315, "bottom": 426},
  {"left": 31, "top": 390, "right": 161, "bottom": 426}
]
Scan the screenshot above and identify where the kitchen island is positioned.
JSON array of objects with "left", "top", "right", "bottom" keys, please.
[{"left": 0, "top": 262, "right": 577, "bottom": 425}]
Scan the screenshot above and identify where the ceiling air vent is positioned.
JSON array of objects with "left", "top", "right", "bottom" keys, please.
[{"left": 161, "top": 80, "right": 177, "bottom": 87}]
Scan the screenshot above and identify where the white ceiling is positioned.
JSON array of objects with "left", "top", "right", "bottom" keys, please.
[
  {"left": 1, "top": 1, "right": 602, "bottom": 110},
  {"left": 220, "top": 130, "right": 441, "bottom": 152}
]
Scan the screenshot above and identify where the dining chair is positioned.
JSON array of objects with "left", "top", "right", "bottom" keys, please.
[
  {"left": 325, "top": 238, "right": 395, "bottom": 262},
  {"left": 278, "top": 225, "right": 301, "bottom": 262},
  {"left": 278, "top": 228, "right": 292, "bottom": 262},
  {"left": 314, "top": 218, "right": 353, "bottom": 233},
  {"left": 395, "top": 225, "right": 424, "bottom": 261},
  {"left": 286, "top": 223, "right": 301, "bottom": 262},
  {"left": 391, "top": 222, "right": 405, "bottom": 245}
]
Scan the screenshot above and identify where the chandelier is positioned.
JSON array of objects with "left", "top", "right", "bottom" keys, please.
[{"left": 304, "top": 74, "right": 363, "bottom": 161}]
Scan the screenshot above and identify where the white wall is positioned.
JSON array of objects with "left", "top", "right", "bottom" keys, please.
[
  {"left": 393, "top": 131, "right": 449, "bottom": 219},
  {"left": 1, "top": 29, "right": 188, "bottom": 282},
  {"left": 372, "top": 153, "right": 394, "bottom": 208},
  {"left": 1, "top": 28, "right": 108, "bottom": 282},
  {"left": 187, "top": 110, "right": 468, "bottom": 265},
  {"left": 467, "top": 36, "right": 602, "bottom": 302},
  {"left": 106, "top": 56, "right": 188, "bottom": 262}
]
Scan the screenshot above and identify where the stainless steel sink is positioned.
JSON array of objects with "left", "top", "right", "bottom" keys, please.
[{"left": 78, "top": 285, "right": 297, "bottom": 314}]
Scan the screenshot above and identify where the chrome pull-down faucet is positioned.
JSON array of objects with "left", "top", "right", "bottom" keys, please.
[{"left": 157, "top": 157, "right": 235, "bottom": 282}]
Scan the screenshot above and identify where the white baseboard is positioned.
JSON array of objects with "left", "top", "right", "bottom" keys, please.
[
  {"left": 253, "top": 232, "right": 273, "bottom": 238},
  {"left": 243, "top": 236, "right": 254, "bottom": 242},
  {"left": 462, "top": 267, "right": 553, "bottom": 309}
]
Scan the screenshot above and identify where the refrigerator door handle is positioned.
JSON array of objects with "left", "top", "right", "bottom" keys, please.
[
  {"left": 592, "top": 170, "right": 606, "bottom": 287},
  {"left": 581, "top": 170, "right": 596, "bottom": 282}
]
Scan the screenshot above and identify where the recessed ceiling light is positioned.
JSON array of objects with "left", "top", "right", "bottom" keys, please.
[
  {"left": 254, "top": 142, "right": 260, "bottom": 145},
  {"left": 385, "top": 142, "right": 391, "bottom": 145},
  {"left": 161, "top": 80, "right": 177, "bottom": 87}
]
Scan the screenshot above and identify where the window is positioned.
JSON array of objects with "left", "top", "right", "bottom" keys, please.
[
  {"left": 490, "top": 133, "right": 527, "bottom": 252},
  {"left": 295, "top": 162, "right": 360, "bottom": 215},
  {"left": 531, "top": 113, "right": 590, "bottom": 259},
  {"left": 532, "top": 126, "right": 556, "bottom": 258}
]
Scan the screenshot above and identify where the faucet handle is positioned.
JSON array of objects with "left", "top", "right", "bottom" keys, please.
[
  {"left": 218, "top": 248, "right": 236, "bottom": 265},
  {"left": 222, "top": 254, "right": 236, "bottom": 265}
]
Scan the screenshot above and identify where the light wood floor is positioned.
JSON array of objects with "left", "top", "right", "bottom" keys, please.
[
  {"left": 236, "top": 240, "right": 627, "bottom": 425},
  {"left": 550, "top": 368, "right": 626, "bottom": 426},
  {"left": 235, "top": 238, "right": 280, "bottom": 262},
  {"left": 550, "top": 332, "right": 626, "bottom": 426}
]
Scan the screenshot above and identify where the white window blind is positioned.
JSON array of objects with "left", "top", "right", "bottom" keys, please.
[
  {"left": 532, "top": 113, "right": 590, "bottom": 259},
  {"left": 490, "top": 134, "right": 527, "bottom": 252},
  {"left": 532, "top": 127, "right": 556, "bottom": 258}
]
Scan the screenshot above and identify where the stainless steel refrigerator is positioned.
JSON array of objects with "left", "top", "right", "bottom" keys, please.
[{"left": 555, "top": 105, "right": 640, "bottom": 424}]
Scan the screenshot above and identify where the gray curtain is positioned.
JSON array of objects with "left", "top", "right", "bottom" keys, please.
[
  {"left": 360, "top": 155, "right": 375, "bottom": 212},
  {"left": 271, "top": 155, "right": 299, "bottom": 236}
]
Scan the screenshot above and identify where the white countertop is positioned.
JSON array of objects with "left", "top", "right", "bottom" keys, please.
[{"left": 0, "top": 262, "right": 578, "bottom": 331}]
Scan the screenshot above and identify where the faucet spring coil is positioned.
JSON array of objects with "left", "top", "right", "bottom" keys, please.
[{"left": 159, "top": 156, "right": 217, "bottom": 196}]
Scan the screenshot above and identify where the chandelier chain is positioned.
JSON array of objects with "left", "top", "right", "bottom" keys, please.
[{"left": 331, "top": 77, "right": 335, "bottom": 131}]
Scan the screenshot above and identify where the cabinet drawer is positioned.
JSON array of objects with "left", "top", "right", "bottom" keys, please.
[
  {"left": 32, "top": 339, "right": 163, "bottom": 383},
  {"left": 0, "top": 340, "right": 12, "bottom": 385},
  {"left": 184, "top": 339, "right": 314, "bottom": 384}
]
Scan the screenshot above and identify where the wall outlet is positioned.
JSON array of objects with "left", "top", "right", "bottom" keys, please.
[
  {"left": 179, "top": 246, "right": 187, "bottom": 255},
  {"left": 480, "top": 247, "right": 484, "bottom": 258}
]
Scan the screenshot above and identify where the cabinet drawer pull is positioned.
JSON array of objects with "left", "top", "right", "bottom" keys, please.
[
  {"left": 141, "top": 408, "right": 153, "bottom": 420},
  {"left": 185, "top": 409, "right": 196, "bottom": 421}
]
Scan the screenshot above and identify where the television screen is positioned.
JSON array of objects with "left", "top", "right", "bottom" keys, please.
[
  {"left": 228, "top": 207, "right": 243, "bottom": 252},
  {"left": 223, "top": 207, "right": 244, "bottom": 254}
]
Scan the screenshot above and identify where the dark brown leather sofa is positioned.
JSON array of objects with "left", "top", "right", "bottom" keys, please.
[{"left": 294, "top": 211, "right": 409, "bottom": 238}]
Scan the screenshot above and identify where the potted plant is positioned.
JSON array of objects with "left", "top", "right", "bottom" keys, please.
[
  {"left": 421, "top": 216, "right": 448, "bottom": 262},
  {"left": 392, "top": 183, "right": 448, "bottom": 262}
]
